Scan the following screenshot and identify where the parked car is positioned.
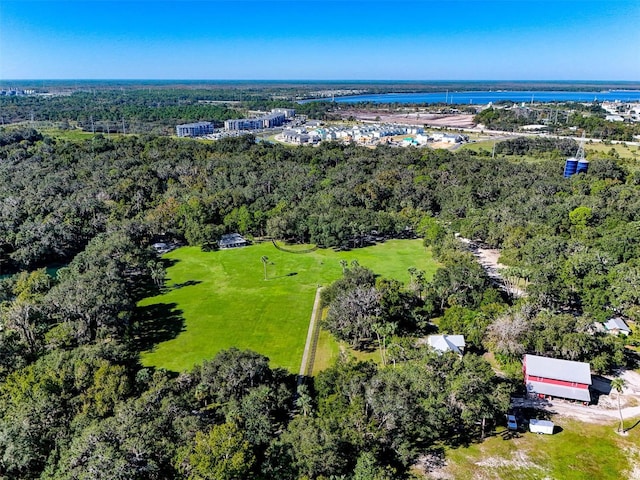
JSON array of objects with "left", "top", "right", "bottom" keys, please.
[{"left": 507, "top": 414, "right": 518, "bottom": 431}]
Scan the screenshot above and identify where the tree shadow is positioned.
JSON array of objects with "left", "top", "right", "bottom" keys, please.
[
  {"left": 625, "top": 419, "right": 640, "bottom": 432},
  {"left": 128, "top": 258, "right": 181, "bottom": 300},
  {"left": 161, "top": 258, "right": 179, "bottom": 269},
  {"left": 269, "top": 272, "right": 299, "bottom": 280},
  {"left": 169, "top": 279, "right": 202, "bottom": 290},
  {"left": 130, "top": 302, "right": 185, "bottom": 352}
]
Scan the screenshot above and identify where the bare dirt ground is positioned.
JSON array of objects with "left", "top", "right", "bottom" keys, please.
[
  {"left": 548, "top": 369, "right": 640, "bottom": 424},
  {"left": 509, "top": 369, "right": 640, "bottom": 427},
  {"left": 458, "top": 236, "right": 526, "bottom": 298},
  {"left": 337, "top": 109, "right": 476, "bottom": 128}
]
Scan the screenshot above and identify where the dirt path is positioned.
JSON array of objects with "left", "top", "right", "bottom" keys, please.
[
  {"left": 547, "top": 400, "right": 640, "bottom": 425},
  {"left": 298, "top": 286, "right": 323, "bottom": 380},
  {"left": 457, "top": 236, "right": 526, "bottom": 298}
]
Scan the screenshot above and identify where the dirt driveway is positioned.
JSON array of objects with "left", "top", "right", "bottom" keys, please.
[{"left": 514, "top": 369, "right": 640, "bottom": 425}]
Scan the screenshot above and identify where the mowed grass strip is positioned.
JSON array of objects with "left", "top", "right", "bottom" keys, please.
[
  {"left": 139, "top": 239, "right": 437, "bottom": 373},
  {"left": 440, "top": 417, "right": 640, "bottom": 480}
]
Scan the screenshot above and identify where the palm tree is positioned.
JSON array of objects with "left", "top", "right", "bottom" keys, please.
[
  {"left": 295, "top": 384, "right": 313, "bottom": 417},
  {"left": 372, "top": 321, "right": 397, "bottom": 367},
  {"left": 611, "top": 377, "right": 626, "bottom": 433},
  {"left": 149, "top": 261, "right": 166, "bottom": 287},
  {"left": 339, "top": 259, "right": 348, "bottom": 273},
  {"left": 261, "top": 256, "right": 269, "bottom": 280}
]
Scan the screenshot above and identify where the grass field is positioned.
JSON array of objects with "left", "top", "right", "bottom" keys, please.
[
  {"left": 139, "top": 239, "right": 437, "bottom": 373},
  {"left": 41, "top": 128, "right": 98, "bottom": 141},
  {"left": 438, "top": 417, "right": 640, "bottom": 480},
  {"left": 460, "top": 139, "right": 499, "bottom": 154},
  {"left": 462, "top": 138, "right": 640, "bottom": 163}
]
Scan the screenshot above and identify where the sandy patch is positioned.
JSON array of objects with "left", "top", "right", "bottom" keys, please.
[
  {"left": 337, "top": 109, "right": 476, "bottom": 128},
  {"left": 429, "top": 141, "right": 457, "bottom": 150},
  {"left": 475, "top": 451, "right": 543, "bottom": 471},
  {"left": 626, "top": 447, "right": 640, "bottom": 480},
  {"left": 414, "top": 452, "right": 452, "bottom": 479}
]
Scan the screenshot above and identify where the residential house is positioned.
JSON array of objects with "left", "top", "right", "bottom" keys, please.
[
  {"left": 219, "top": 233, "right": 248, "bottom": 249},
  {"left": 603, "top": 317, "right": 631, "bottom": 336},
  {"left": 427, "top": 334, "right": 466, "bottom": 355}
]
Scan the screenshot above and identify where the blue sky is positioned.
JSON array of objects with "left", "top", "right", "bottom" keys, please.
[{"left": 1, "top": 0, "right": 638, "bottom": 80}]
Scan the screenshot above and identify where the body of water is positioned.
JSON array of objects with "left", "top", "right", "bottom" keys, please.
[{"left": 307, "top": 90, "right": 640, "bottom": 105}]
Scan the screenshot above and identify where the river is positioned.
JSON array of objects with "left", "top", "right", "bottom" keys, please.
[{"left": 304, "top": 90, "right": 640, "bottom": 105}]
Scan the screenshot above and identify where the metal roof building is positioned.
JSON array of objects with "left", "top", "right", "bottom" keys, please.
[
  {"left": 427, "top": 335, "right": 466, "bottom": 355},
  {"left": 219, "top": 233, "right": 248, "bottom": 249},
  {"left": 524, "top": 354, "right": 592, "bottom": 402},
  {"left": 604, "top": 317, "right": 631, "bottom": 335}
]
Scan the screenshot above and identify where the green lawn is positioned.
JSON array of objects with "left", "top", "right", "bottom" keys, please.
[
  {"left": 585, "top": 142, "right": 640, "bottom": 161},
  {"left": 439, "top": 417, "right": 640, "bottom": 480},
  {"left": 139, "top": 239, "right": 437, "bottom": 373},
  {"left": 461, "top": 139, "right": 499, "bottom": 154},
  {"left": 462, "top": 137, "right": 640, "bottom": 165}
]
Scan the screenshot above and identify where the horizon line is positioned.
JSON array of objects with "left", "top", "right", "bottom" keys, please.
[{"left": 2, "top": 79, "right": 640, "bottom": 83}]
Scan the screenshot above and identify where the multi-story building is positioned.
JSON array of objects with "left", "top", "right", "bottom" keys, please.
[
  {"left": 271, "top": 108, "right": 296, "bottom": 118},
  {"left": 176, "top": 122, "right": 214, "bottom": 137},
  {"left": 224, "top": 110, "right": 288, "bottom": 131}
]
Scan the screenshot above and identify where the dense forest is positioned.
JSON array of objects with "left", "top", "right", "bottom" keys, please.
[
  {"left": 0, "top": 89, "right": 336, "bottom": 134},
  {"left": 0, "top": 126, "right": 638, "bottom": 479}
]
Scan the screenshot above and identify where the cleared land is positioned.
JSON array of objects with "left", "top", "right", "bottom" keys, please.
[
  {"left": 427, "top": 416, "right": 640, "bottom": 480},
  {"left": 139, "top": 239, "right": 437, "bottom": 373},
  {"left": 337, "top": 109, "right": 476, "bottom": 128}
]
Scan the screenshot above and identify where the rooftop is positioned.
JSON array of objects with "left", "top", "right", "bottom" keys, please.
[
  {"left": 177, "top": 121, "right": 213, "bottom": 128},
  {"left": 427, "top": 335, "right": 465, "bottom": 354},
  {"left": 604, "top": 317, "right": 630, "bottom": 332},
  {"left": 524, "top": 354, "right": 591, "bottom": 385}
]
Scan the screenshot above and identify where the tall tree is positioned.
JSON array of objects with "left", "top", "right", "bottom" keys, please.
[
  {"left": 261, "top": 256, "right": 269, "bottom": 281},
  {"left": 177, "top": 421, "right": 255, "bottom": 480},
  {"left": 611, "top": 377, "right": 626, "bottom": 433}
]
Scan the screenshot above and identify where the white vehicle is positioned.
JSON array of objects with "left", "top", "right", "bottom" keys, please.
[{"left": 529, "top": 419, "right": 554, "bottom": 434}]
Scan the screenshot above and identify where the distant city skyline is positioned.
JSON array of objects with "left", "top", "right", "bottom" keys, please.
[{"left": 1, "top": 0, "right": 639, "bottom": 81}]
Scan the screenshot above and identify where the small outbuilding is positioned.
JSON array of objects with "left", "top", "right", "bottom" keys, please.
[
  {"left": 603, "top": 317, "right": 631, "bottom": 336},
  {"left": 523, "top": 354, "right": 592, "bottom": 403},
  {"left": 152, "top": 241, "right": 178, "bottom": 254},
  {"left": 427, "top": 334, "right": 466, "bottom": 355},
  {"left": 219, "top": 233, "right": 248, "bottom": 249}
]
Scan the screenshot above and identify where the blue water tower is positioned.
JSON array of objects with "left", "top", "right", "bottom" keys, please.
[
  {"left": 564, "top": 158, "right": 578, "bottom": 177},
  {"left": 576, "top": 160, "right": 589, "bottom": 174}
]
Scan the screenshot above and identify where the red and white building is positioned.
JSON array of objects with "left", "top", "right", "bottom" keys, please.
[{"left": 523, "top": 354, "right": 592, "bottom": 403}]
